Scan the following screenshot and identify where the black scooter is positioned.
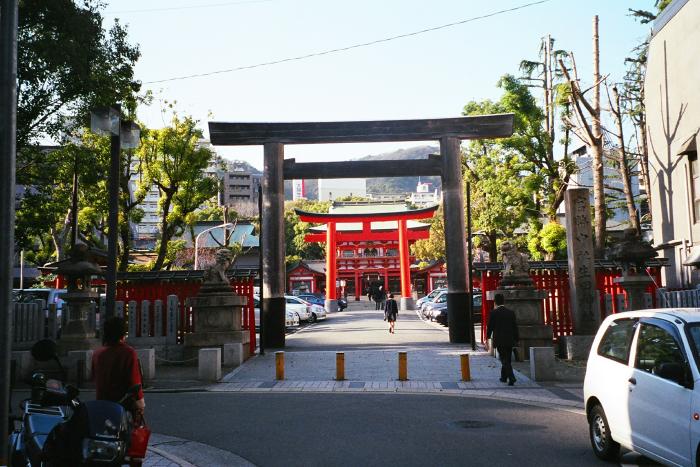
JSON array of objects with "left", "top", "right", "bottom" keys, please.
[{"left": 8, "top": 339, "right": 140, "bottom": 466}]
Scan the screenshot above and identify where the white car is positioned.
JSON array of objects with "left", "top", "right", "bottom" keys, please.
[
  {"left": 417, "top": 288, "right": 446, "bottom": 310},
  {"left": 422, "top": 291, "right": 447, "bottom": 319},
  {"left": 285, "top": 295, "right": 312, "bottom": 322},
  {"left": 584, "top": 308, "right": 700, "bottom": 466},
  {"left": 306, "top": 303, "right": 327, "bottom": 323},
  {"left": 285, "top": 295, "right": 327, "bottom": 323},
  {"left": 254, "top": 295, "right": 300, "bottom": 328}
]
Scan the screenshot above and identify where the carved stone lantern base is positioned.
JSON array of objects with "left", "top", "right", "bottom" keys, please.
[
  {"left": 614, "top": 274, "right": 654, "bottom": 312},
  {"left": 183, "top": 289, "right": 250, "bottom": 362},
  {"left": 58, "top": 292, "right": 101, "bottom": 355}
]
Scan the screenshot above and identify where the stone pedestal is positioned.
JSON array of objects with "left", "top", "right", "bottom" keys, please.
[
  {"left": 400, "top": 297, "right": 414, "bottom": 311},
  {"left": 558, "top": 335, "right": 595, "bottom": 360},
  {"left": 184, "top": 282, "right": 249, "bottom": 360},
  {"left": 58, "top": 292, "right": 100, "bottom": 355},
  {"left": 614, "top": 275, "right": 654, "bottom": 311},
  {"left": 324, "top": 299, "right": 338, "bottom": 313},
  {"left": 497, "top": 287, "right": 552, "bottom": 361}
]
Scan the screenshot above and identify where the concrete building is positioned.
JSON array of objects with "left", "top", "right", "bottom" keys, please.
[
  {"left": 409, "top": 181, "right": 440, "bottom": 207},
  {"left": 569, "top": 145, "right": 642, "bottom": 229},
  {"left": 318, "top": 178, "right": 367, "bottom": 201},
  {"left": 645, "top": 0, "right": 700, "bottom": 287},
  {"left": 221, "top": 160, "right": 262, "bottom": 206}
]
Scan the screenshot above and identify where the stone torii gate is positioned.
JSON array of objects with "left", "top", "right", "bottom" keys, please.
[{"left": 209, "top": 115, "right": 514, "bottom": 348}]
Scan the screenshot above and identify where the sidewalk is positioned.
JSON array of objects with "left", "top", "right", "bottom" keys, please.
[
  {"left": 207, "top": 300, "right": 584, "bottom": 411},
  {"left": 145, "top": 434, "right": 254, "bottom": 467}
]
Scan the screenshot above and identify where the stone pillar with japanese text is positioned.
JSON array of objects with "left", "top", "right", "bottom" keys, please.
[{"left": 561, "top": 189, "right": 600, "bottom": 358}]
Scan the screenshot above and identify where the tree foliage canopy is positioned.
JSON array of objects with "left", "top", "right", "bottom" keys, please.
[
  {"left": 137, "top": 115, "right": 218, "bottom": 270},
  {"left": 17, "top": 0, "right": 140, "bottom": 158},
  {"left": 283, "top": 200, "right": 331, "bottom": 265}
]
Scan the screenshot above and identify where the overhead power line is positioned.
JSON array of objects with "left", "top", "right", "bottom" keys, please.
[
  {"left": 105, "top": 0, "right": 274, "bottom": 15},
  {"left": 144, "top": 0, "right": 551, "bottom": 85}
]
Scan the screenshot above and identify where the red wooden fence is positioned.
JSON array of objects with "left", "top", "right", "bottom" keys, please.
[
  {"left": 116, "top": 277, "right": 256, "bottom": 355},
  {"left": 479, "top": 267, "right": 662, "bottom": 343}
]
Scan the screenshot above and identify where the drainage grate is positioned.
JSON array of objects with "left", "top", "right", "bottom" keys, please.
[{"left": 452, "top": 420, "right": 495, "bottom": 429}]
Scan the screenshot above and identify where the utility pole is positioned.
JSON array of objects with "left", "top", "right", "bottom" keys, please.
[{"left": 0, "top": 0, "right": 19, "bottom": 463}]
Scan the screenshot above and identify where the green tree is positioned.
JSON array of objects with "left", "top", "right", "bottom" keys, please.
[
  {"left": 464, "top": 140, "right": 536, "bottom": 260},
  {"left": 283, "top": 199, "right": 331, "bottom": 265},
  {"left": 17, "top": 0, "right": 140, "bottom": 176},
  {"left": 14, "top": 135, "right": 114, "bottom": 263},
  {"left": 464, "top": 75, "right": 576, "bottom": 220},
  {"left": 527, "top": 221, "right": 567, "bottom": 260},
  {"left": 137, "top": 115, "right": 219, "bottom": 271},
  {"left": 411, "top": 207, "right": 445, "bottom": 262}
]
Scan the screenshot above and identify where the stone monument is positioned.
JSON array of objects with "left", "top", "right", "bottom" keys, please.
[
  {"left": 56, "top": 244, "right": 103, "bottom": 354},
  {"left": 608, "top": 228, "right": 658, "bottom": 311},
  {"left": 560, "top": 188, "right": 599, "bottom": 360},
  {"left": 494, "top": 241, "right": 551, "bottom": 360},
  {"left": 184, "top": 249, "right": 249, "bottom": 361}
]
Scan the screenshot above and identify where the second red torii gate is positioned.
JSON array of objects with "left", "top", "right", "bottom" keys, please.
[{"left": 296, "top": 204, "right": 438, "bottom": 308}]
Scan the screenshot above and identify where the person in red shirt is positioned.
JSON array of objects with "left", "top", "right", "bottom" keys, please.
[{"left": 92, "top": 316, "right": 145, "bottom": 414}]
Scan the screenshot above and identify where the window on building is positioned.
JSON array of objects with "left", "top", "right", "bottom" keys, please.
[{"left": 690, "top": 154, "right": 700, "bottom": 223}]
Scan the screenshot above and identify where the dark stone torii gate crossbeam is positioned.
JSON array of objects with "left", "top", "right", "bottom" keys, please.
[{"left": 209, "top": 115, "right": 514, "bottom": 347}]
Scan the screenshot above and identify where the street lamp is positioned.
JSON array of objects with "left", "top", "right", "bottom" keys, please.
[
  {"left": 194, "top": 222, "right": 234, "bottom": 269},
  {"left": 90, "top": 106, "right": 140, "bottom": 320}
]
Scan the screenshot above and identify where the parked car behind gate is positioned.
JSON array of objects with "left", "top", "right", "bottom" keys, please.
[
  {"left": 433, "top": 294, "right": 482, "bottom": 326},
  {"left": 254, "top": 295, "right": 299, "bottom": 329},
  {"left": 584, "top": 308, "right": 700, "bottom": 466},
  {"left": 14, "top": 288, "right": 67, "bottom": 319},
  {"left": 417, "top": 288, "right": 446, "bottom": 310}
]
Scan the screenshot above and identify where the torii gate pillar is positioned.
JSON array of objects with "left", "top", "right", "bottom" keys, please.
[
  {"left": 441, "top": 137, "right": 470, "bottom": 343},
  {"left": 261, "top": 143, "right": 286, "bottom": 348}
]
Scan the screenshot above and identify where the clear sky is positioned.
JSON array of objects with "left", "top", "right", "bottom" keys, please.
[{"left": 104, "top": 0, "right": 657, "bottom": 170}]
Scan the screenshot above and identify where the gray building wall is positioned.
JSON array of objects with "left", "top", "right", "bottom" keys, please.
[{"left": 646, "top": 0, "right": 700, "bottom": 287}]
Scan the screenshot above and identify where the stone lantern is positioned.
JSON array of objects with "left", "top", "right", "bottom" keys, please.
[
  {"left": 55, "top": 244, "right": 103, "bottom": 353},
  {"left": 608, "top": 228, "right": 658, "bottom": 311}
]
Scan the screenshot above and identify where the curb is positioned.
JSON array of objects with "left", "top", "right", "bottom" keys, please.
[{"left": 149, "top": 445, "right": 196, "bottom": 467}]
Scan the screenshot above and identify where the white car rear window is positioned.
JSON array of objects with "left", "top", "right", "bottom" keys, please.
[{"left": 597, "top": 318, "right": 637, "bottom": 364}]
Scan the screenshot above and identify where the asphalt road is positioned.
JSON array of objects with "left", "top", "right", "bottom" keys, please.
[{"left": 145, "top": 392, "right": 600, "bottom": 467}]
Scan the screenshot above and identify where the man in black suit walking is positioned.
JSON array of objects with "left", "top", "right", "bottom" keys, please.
[{"left": 485, "top": 293, "right": 519, "bottom": 385}]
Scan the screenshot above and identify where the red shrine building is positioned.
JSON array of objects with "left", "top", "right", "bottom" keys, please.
[{"left": 293, "top": 201, "right": 439, "bottom": 302}]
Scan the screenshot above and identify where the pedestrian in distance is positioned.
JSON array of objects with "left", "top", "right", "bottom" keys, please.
[
  {"left": 377, "top": 287, "right": 387, "bottom": 311},
  {"left": 384, "top": 293, "right": 399, "bottom": 334},
  {"left": 485, "top": 293, "right": 519, "bottom": 386},
  {"left": 374, "top": 286, "right": 383, "bottom": 310}
]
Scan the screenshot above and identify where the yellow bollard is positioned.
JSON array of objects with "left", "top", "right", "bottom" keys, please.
[
  {"left": 275, "top": 351, "right": 285, "bottom": 380},
  {"left": 461, "top": 354, "right": 471, "bottom": 381},
  {"left": 336, "top": 352, "right": 345, "bottom": 381},
  {"left": 398, "top": 352, "right": 408, "bottom": 381}
]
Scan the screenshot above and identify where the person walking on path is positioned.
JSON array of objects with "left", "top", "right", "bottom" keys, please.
[
  {"left": 485, "top": 293, "right": 519, "bottom": 385},
  {"left": 376, "top": 286, "right": 387, "bottom": 311},
  {"left": 384, "top": 293, "right": 399, "bottom": 334}
]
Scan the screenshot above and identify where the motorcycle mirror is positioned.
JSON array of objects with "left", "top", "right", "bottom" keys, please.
[
  {"left": 31, "top": 339, "right": 58, "bottom": 362},
  {"left": 66, "top": 384, "right": 80, "bottom": 400}
]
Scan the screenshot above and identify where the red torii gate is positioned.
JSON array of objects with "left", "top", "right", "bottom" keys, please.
[{"left": 296, "top": 204, "right": 438, "bottom": 309}]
